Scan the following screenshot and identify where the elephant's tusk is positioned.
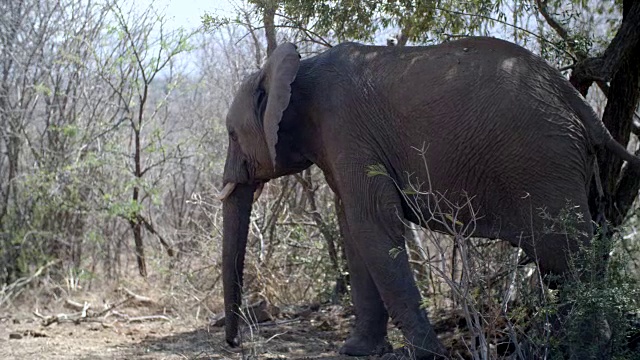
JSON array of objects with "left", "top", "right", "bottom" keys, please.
[
  {"left": 253, "top": 182, "right": 265, "bottom": 203},
  {"left": 216, "top": 182, "right": 237, "bottom": 201}
]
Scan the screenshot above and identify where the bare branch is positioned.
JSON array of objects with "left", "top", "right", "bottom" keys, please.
[{"left": 136, "top": 215, "right": 175, "bottom": 257}]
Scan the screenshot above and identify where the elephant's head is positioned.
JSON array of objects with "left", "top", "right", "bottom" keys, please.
[{"left": 219, "top": 43, "right": 310, "bottom": 347}]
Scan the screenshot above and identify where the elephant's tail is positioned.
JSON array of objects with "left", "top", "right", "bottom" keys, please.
[
  {"left": 567, "top": 86, "right": 640, "bottom": 171},
  {"left": 604, "top": 136, "right": 640, "bottom": 170}
]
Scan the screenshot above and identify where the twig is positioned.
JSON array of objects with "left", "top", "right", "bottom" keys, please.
[{"left": 128, "top": 315, "right": 171, "bottom": 323}]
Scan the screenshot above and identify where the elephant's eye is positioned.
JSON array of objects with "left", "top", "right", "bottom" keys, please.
[
  {"left": 229, "top": 131, "right": 238, "bottom": 142},
  {"left": 255, "top": 87, "right": 266, "bottom": 102},
  {"left": 255, "top": 88, "right": 267, "bottom": 111}
]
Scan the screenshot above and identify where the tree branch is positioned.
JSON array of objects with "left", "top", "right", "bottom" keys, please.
[
  {"left": 136, "top": 214, "right": 174, "bottom": 257},
  {"left": 535, "top": 0, "right": 578, "bottom": 54},
  {"left": 571, "top": 1, "right": 640, "bottom": 92},
  {"left": 273, "top": 12, "right": 333, "bottom": 48}
]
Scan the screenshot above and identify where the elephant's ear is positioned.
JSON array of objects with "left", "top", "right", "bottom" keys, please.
[{"left": 263, "top": 43, "right": 300, "bottom": 169}]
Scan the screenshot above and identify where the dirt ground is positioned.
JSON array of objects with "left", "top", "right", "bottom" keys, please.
[
  {"left": 5, "top": 291, "right": 640, "bottom": 360},
  {"left": 0, "top": 303, "right": 405, "bottom": 360}
]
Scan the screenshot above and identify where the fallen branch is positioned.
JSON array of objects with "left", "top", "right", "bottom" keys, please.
[
  {"left": 128, "top": 315, "right": 171, "bottom": 323},
  {"left": 119, "top": 287, "right": 156, "bottom": 305},
  {"left": 64, "top": 299, "right": 84, "bottom": 310},
  {"left": 108, "top": 310, "right": 131, "bottom": 319},
  {"left": 94, "top": 295, "right": 135, "bottom": 318},
  {"left": 32, "top": 288, "right": 169, "bottom": 328},
  {"left": 33, "top": 309, "right": 85, "bottom": 326}
]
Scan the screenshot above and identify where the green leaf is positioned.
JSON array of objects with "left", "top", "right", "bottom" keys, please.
[
  {"left": 34, "top": 83, "right": 52, "bottom": 96},
  {"left": 402, "top": 186, "right": 418, "bottom": 195},
  {"left": 366, "top": 163, "right": 388, "bottom": 177},
  {"left": 389, "top": 246, "right": 404, "bottom": 259},
  {"left": 201, "top": 12, "right": 231, "bottom": 31},
  {"left": 444, "top": 214, "right": 464, "bottom": 227}
]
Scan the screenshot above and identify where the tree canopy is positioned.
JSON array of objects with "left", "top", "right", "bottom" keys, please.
[{"left": 205, "top": 0, "right": 639, "bottom": 229}]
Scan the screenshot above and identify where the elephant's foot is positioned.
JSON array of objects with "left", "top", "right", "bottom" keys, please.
[{"left": 339, "top": 334, "right": 392, "bottom": 356}]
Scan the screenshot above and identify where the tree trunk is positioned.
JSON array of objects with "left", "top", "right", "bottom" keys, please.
[
  {"left": 131, "top": 111, "right": 147, "bottom": 277},
  {"left": 569, "top": 1, "right": 640, "bottom": 228},
  {"left": 131, "top": 216, "right": 146, "bottom": 278},
  {"left": 397, "top": 23, "right": 412, "bottom": 46},
  {"left": 262, "top": 0, "right": 277, "bottom": 56},
  {"left": 597, "top": 44, "right": 640, "bottom": 228}
]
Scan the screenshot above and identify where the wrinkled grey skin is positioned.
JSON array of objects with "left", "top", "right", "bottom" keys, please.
[{"left": 220, "top": 37, "right": 640, "bottom": 359}]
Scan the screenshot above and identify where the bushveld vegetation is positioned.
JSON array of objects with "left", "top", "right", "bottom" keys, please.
[{"left": 1, "top": 0, "right": 639, "bottom": 358}]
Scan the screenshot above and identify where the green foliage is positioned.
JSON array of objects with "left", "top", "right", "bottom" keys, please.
[
  {"left": 201, "top": 13, "right": 231, "bottom": 31},
  {"left": 280, "top": 0, "right": 504, "bottom": 43},
  {"left": 516, "top": 216, "right": 640, "bottom": 359},
  {"left": 34, "top": 83, "right": 53, "bottom": 96},
  {"left": 0, "top": 153, "right": 103, "bottom": 282},
  {"left": 205, "top": 0, "right": 621, "bottom": 73},
  {"left": 539, "top": 200, "right": 588, "bottom": 240},
  {"left": 366, "top": 163, "right": 388, "bottom": 177},
  {"left": 556, "top": 231, "right": 640, "bottom": 359},
  {"left": 106, "top": 198, "right": 143, "bottom": 221}
]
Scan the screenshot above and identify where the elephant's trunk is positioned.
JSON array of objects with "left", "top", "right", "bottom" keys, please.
[{"left": 222, "top": 182, "right": 255, "bottom": 347}]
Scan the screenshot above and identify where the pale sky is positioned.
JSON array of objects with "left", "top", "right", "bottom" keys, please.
[{"left": 133, "top": 0, "right": 235, "bottom": 31}]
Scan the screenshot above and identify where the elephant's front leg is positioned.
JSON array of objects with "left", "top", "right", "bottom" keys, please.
[
  {"left": 339, "top": 174, "right": 447, "bottom": 359},
  {"left": 337, "top": 200, "right": 392, "bottom": 356}
]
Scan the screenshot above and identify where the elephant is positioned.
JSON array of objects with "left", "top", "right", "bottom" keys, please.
[{"left": 218, "top": 37, "right": 640, "bottom": 359}]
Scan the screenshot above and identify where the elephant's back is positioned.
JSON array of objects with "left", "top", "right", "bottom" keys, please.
[
  {"left": 376, "top": 40, "right": 592, "bottom": 233},
  {"left": 317, "top": 39, "right": 593, "bottom": 230}
]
